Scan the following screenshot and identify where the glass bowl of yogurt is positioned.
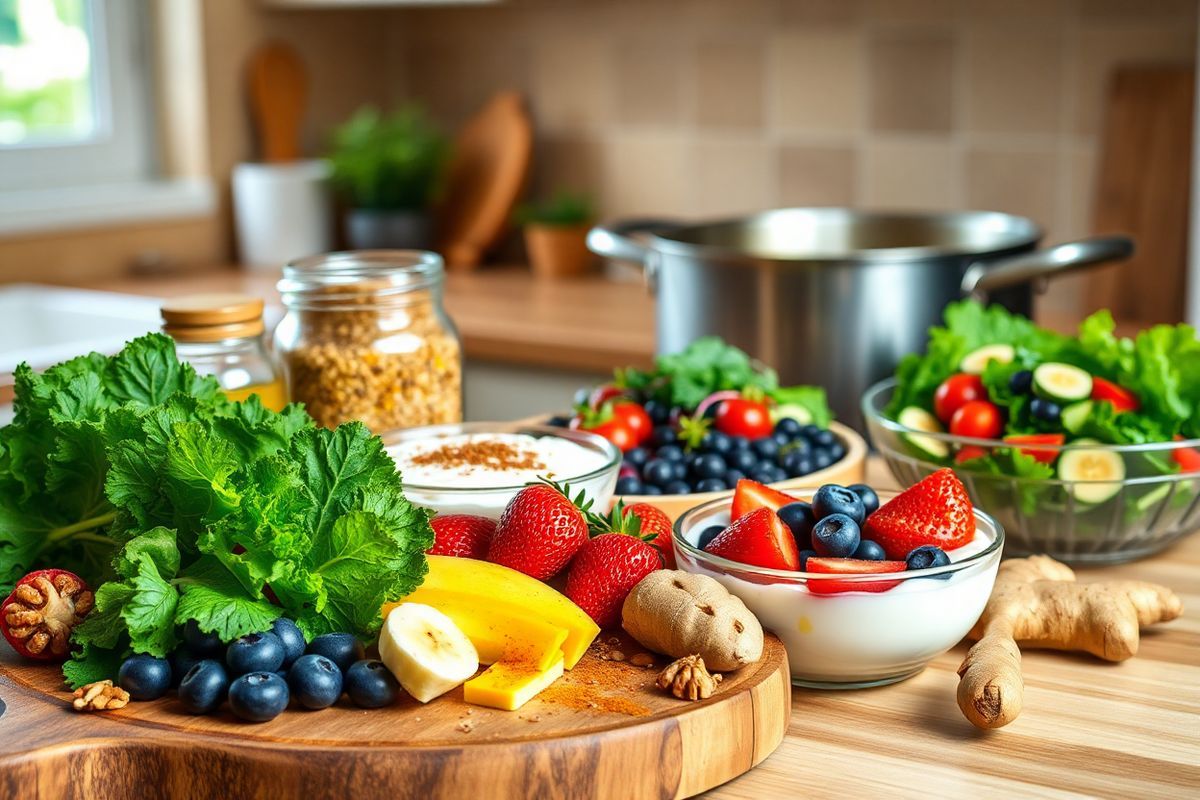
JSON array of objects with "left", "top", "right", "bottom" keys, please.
[
  {"left": 672, "top": 490, "right": 1004, "bottom": 689},
  {"left": 383, "top": 422, "right": 621, "bottom": 519}
]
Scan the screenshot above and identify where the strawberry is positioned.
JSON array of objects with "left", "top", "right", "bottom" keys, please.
[
  {"left": 593, "top": 501, "right": 676, "bottom": 569},
  {"left": 705, "top": 507, "right": 799, "bottom": 571},
  {"left": 805, "top": 558, "right": 907, "bottom": 594},
  {"left": 565, "top": 532, "right": 661, "bottom": 627},
  {"left": 730, "top": 478, "right": 800, "bottom": 521},
  {"left": 428, "top": 514, "right": 496, "bottom": 559},
  {"left": 864, "top": 469, "right": 975, "bottom": 560},
  {"left": 488, "top": 483, "right": 590, "bottom": 579}
]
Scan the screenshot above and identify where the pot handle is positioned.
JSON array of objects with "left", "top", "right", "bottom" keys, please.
[
  {"left": 587, "top": 218, "right": 681, "bottom": 292},
  {"left": 961, "top": 235, "right": 1135, "bottom": 297}
]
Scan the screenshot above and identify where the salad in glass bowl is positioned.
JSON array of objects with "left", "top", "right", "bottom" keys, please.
[{"left": 863, "top": 300, "right": 1200, "bottom": 563}]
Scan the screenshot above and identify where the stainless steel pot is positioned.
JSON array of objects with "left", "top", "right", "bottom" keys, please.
[{"left": 587, "top": 209, "right": 1133, "bottom": 431}]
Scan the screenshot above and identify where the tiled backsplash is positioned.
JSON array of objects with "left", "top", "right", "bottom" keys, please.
[{"left": 389, "top": 0, "right": 1197, "bottom": 315}]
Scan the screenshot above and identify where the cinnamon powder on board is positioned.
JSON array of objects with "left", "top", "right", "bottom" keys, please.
[{"left": 538, "top": 639, "right": 653, "bottom": 717}]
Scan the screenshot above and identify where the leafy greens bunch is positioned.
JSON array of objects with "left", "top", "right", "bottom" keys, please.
[
  {"left": 0, "top": 335, "right": 433, "bottom": 687},
  {"left": 617, "top": 336, "right": 833, "bottom": 426}
]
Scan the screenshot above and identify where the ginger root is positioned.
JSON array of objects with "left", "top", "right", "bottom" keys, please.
[
  {"left": 622, "top": 570, "right": 763, "bottom": 672},
  {"left": 957, "top": 555, "right": 1183, "bottom": 729}
]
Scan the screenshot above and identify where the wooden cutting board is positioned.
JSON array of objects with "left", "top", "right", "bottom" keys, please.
[{"left": 0, "top": 633, "right": 789, "bottom": 800}]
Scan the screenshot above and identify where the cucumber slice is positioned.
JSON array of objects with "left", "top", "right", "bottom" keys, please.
[
  {"left": 1033, "top": 362, "right": 1093, "bottom": 404},
  {"left": 1133, "top": 482, "right": 1171, "bottom": 513},
  {"left": 771, "top": 403, "right": 813, "bottom": 425},
  {"left": 960, "top": 344, "right": 1015, "bottom": 375},
  {"left": 1061, "top": 400, "right": 1093, "bottom": 434},
  {"left": 898, "top": 406, "right": 950, "bottom": 461},
  {"left": 1057, "top": 438, "right": 1125, "bottom": 504}
]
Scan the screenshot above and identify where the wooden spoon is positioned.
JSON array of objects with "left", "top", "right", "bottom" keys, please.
[{"left": 247, "top": 42, "right": 307, "bottom": 163}]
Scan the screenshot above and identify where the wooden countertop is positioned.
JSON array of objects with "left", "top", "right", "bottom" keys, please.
[
  {"left": 83, "top": 266, "right": 657, "bottom": 374},
  {"left": 708, "top": 459, "right": 1200, "bottom": 800}
]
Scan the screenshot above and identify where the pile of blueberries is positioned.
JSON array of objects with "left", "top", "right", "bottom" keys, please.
[
  {"left": 115, "top": 618, "right": 398, "bottom": 723},
  {"left": 696, "top": 482, "right": 952, "bottom": 574}
]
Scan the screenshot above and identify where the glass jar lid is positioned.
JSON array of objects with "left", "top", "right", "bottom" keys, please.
[
  {"left": 277, "top": 250, "right": 444, "bottom": 307},
  {"left": 161, "top": 293, "right": 265, "bottom": 342}
]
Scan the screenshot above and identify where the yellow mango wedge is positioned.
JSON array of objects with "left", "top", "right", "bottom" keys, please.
[
  {"left": 464, "top": 654, "right": 565, "bottom": 711},
  {"left": 385, "top": 555, "right": 600, "bottom": 669}
]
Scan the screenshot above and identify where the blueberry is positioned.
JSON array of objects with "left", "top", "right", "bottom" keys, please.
[
  {"left": 616, "top": 475, "right": 644, "bottom": 494},
  {"left": 671, "top": 461, "right": 688, "bottom": 481},
  {"left": 650, "top": 426, "right": 678, "bottom": 447},
  {"left": 642, "top": 458, "right": 675, "bottom": 487},
  {"left": 691, "top": 453, "right": 727, "bottom": 480},
  {"left": 306, "top": 633, "right": 365, "bottom": 673},
  {"left": 701, "top": 430, "right": 733, "bottom": 455},
  {"left": 906, "top": 545, "right": 952, "bottom": 578},
  {"left": 771, "top": 430, "right": 791, "bottom": 447},
  {"left": 852, "top": 539, "right": 887, "bottom": 561},
  {"left": 697, "top": 524, "right": 725, "bottom": 549},
  {"left": 117, "top": 655, "right": 172, "bottom": 701},
  {"left": 813, "top": 450, "right": 833, "bottom": 470},
  {"left": 288, "top": 653, "right": 344, "bottom": 710},
  {"left": 228, "top": 672, "right": 290, "bottom": 723},
  {"left": 779, "top": 449, "right": 811, "bottom": 477},
  {"left": 226, "top": 631, "right": 286, "bottom": 676},
  {"left": 797, "top": 549, "right": 817, "bottom": 571},
  {"left": 624, "top": 447, "right": 650, "bottom": 468},
  {"left": 847, "top": 484, "right": 880, "bottom": 516},
  {"left": 828, "top": 442, "right": 847, "bottom": 462},
  {"left": 777, "top": 502, "right": 817, "bottom": 549},
  {"left": 170, "top": 650, "right": 203, "bottom": 688},
  {"left": 748, "top": 467, "right": 778, "bottom": 485},
  {"left": 664, "top": 480, "right": 692, "bottom": 495},
  {"left": 811, "top": 484, "right": 866, "bottom": 524},
  {"left": 811, "top": 513, "right": 861, "bottom": 558},
  {"left": 723, "top": 469, "right": 746, "bottom": 486},
  {"left": 619, "top": 463, "right": 640, "bottom": 481},
  {"left": 1030, "top": 397, "right": 1061, "bottom": 423},
  {"left": 729, "top": 448, "right": 757, "bottom": 473},
  {"left": 774, "top": 417, "right": 803, "bottom": 438},
  {"left": 729, "top": 436, "right": 751, "bottom": 451},
  {"left": 800, "top": 424, "right": 821, "bottom": 441},
  {"left": 270, "top": 618, "right": 307, "bottom": 669},
  {"left": 639, "top": 484, "right": 663, "bottom": 496},
  {"left": 656, "top": 444, "right": 685, "bottom": 463},
  {"left": 545, "top": 414, "right": 571, "bottom": 428},
  {"left": 644, "top": 400, "right": 670, "bottom": 425},
  {"left": 752, "top": 437, "right": 779, "bottom": 460},
  {"left": 183, "top": 619, "right": 224, "bottom": 658},
  {"left": 1009, "top": 369, "right": 1034, "bottom": 395},
  {"left": 812, "top": 429, "right": 837, "bottom": 448},
  {"left": 344, "top": 659, "right": 400, "bottom": 708},
  {"left": 178, "top": 659, "right": 229, "bottom": 714},
  {"left": 695, "top": 478, "right": 726, "bottom": 493}
]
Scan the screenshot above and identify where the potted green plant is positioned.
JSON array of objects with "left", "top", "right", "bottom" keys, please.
[
  {"left": 328, "top": 105, "right": 448, "bottom": 249},
  {"left": 514, "top": 192, "right": 596, "bottom": 279}
]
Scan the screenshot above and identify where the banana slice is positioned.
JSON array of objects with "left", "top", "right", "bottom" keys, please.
[{"left": 378, "top": 603, "right": 479, "bottom": 703}]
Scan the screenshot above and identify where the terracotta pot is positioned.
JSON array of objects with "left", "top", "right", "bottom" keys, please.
[{"left": 524, "top": 223, "right": 595, "bottom": 278}]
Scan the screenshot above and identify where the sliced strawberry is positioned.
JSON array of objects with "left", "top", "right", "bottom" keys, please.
[
  {"left": 955, "top": 445, "right": 990, "bottom": 464},
  {"left": 1091, "top": 377, "right": 1139, "bottom": 413},
  {"left": 1003, "top": 433, "right": 1064, "bottom": 465},
  {"left": 429, "top": 514, "right": 496, "bottom": 559},
  {"left": 705, "top": 507, "right": 799, "bottom": 571},
  {"left": 730, "top": 479, "right": 800, "bottom": 521},
  {"left": 805, "top": 558, "right": 906, "bottom": 594},
  {"left": 864, "top": 469, "right": 975, "bottom": 559},
  {"left": 1172, "top": 435, "right": 1200, "bottom": 473}
]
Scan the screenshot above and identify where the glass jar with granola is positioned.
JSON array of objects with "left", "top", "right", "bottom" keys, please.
[{"left": 274, "top": 250, "right": 462, "bottom": 431}]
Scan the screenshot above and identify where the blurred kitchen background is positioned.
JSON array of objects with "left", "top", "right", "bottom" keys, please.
[{"left": 0, "top": 0, "right": 1197, "bottom": 422}]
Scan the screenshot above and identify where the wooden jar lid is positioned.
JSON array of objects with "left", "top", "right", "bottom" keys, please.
[{"left": 162, "top": 294, "right": 265, "bottom": 341}]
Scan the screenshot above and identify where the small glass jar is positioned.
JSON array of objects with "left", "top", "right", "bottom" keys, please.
[
  {"left": 274, "top": 250, "right": 463, "bottom": 431},
  {"left": 161, "top": 294, "right": 288, "bottom": 410}
]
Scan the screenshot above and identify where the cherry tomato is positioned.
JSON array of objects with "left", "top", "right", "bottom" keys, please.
[
  {"left": 714, "top": 397, "right": 773, "bottom": 439},
  {"left": 1004, "top": 433, "right": 1065, "bottom": 465},
  {"left": 1091, "top": 377, "right": 1139, "bottom": 414},
  {"left": 955, "top": 445, "right": 990, "bottom": 464},
  {"left": 570, "top": 415, "right": 637, "bottom": 452},
  {"left": 610, "top": 401, "right": 653, "bottom": 445},
  {"left": 1172, "top": 435, "right": 1200, "bottom": 473},
  {"left": 934, "top": 374, "right": 987, "bottom": 423},
  {"left": 949, "top": 400, "right": 1003, "bottom": 440}
]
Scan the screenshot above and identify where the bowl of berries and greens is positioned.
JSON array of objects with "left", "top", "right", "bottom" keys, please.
[
  {"left": 548, "top": 337, "right": 867, "bottom": 518},
  {"left": 672, "top": 471, "right": 1003, "bottom": 688},
  {"left": 864, "top": 300, "right": 1200, "bottom": 564}
]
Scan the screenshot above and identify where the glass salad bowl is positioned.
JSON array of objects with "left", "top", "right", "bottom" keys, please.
[{"left": 863, "top": 379, "right": 1200, "bottom": 564}]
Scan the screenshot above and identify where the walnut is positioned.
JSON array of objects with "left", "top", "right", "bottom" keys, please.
[
  {"left": 657, "top": 655, "right": 723, "bottom": 701},
  {"left": 71, "top": 680, "right": 129, "bottom": 712}
]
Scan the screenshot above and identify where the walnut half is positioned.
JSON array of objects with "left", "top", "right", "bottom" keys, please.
[
  {"left": 657, "top": 655, "right": 723, "bottom": 701},
  {"left": 71, "top": 680, "right": 130, "bottom": 712}
]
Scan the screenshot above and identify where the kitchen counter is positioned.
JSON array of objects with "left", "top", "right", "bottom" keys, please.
[{"left": 708, "top": 459, "right": 1200, "bottom": 799}]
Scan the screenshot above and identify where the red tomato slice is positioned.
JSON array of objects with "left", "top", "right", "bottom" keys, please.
[
  {"left": 1090, "top": 377, "right": 1139, "bottom": 413},
  {"left": 1003, "top": 433, "right": 1065, "bottom": 465},
  {"left": 730, "top": 479, "right": 800, "bottom": 521},
  {"left": 1172, "top": 435, "right": 1200, "bottom": 473},
  {"left": 805, "top": 558, "right": 907, "bottom": 594},
  {"left": 955, "top": 445, "right": 990, "bottom": 464}
]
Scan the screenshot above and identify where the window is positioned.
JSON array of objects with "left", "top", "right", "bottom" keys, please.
[{"left": 0, "top": 0, "right": 153, "bottom": 192}]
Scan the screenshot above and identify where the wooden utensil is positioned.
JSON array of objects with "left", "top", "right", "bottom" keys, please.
[
  {"left": 0, "top": 634, "right": 789, "bottom": 800},
  {"left": 247, "top": 42, "right": 308, "bottom": 163},
  {"left": 1088, "top": 64, "right": 1194, "bottom": 322},
  {"left": 436, "top": 91, "right": 534, "bottom": 270}
]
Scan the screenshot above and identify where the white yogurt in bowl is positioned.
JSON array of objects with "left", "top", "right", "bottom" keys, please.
[
  {"left": 384, "top": 423, "right": 621, "bottom": 519},
  {"left": 673, "top": 491, "right": 1003, "bottom": 688}
]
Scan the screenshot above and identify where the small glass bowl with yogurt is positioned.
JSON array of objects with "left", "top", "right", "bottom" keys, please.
[
  {"left": 673, "top": 490, "right": 1004, "bottom": 689},
  {"left": 383, "top": 422, "right": 621, "bottom": 519}
]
